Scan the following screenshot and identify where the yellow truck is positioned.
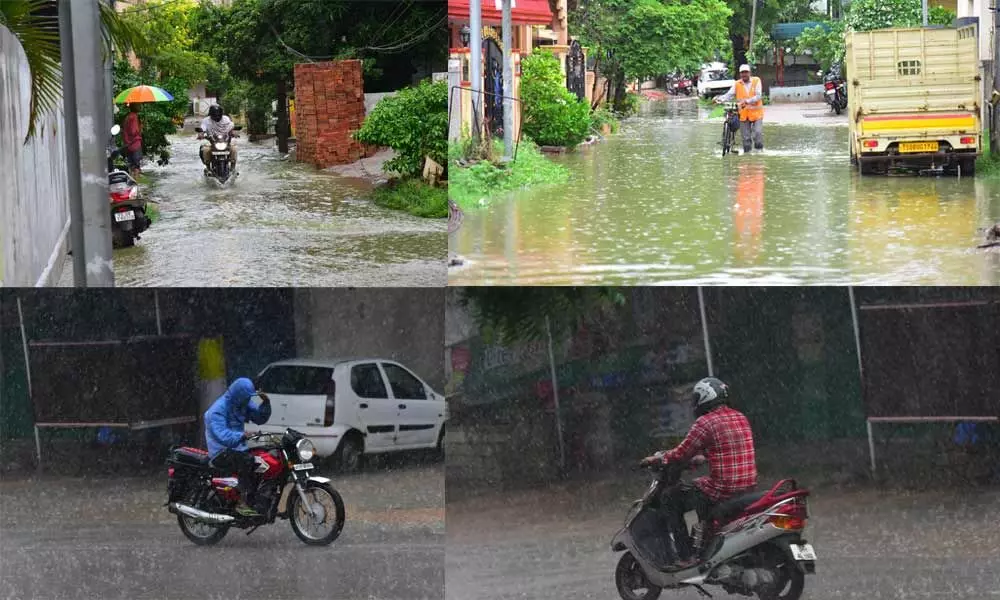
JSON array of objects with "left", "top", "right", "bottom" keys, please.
[{"left": 846, "top": 25, "right": 981, "bottom": 175}]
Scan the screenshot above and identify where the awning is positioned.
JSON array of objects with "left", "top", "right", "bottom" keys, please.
[{"left": 448, "top": 0, "right": 554, "bottom": 26}]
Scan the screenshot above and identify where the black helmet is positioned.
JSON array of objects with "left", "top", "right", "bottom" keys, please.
[
  {"left": 209, "top": 105, "right": 222, "bottom": 121},
  {"left": 691, "top": 377, "right": 729, "bottom": 417}
]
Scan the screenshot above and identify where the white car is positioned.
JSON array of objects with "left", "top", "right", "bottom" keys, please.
[
  {"left": 697, "top": 62, "right": 735, "bottom": 98},
  {"left": 246, "top": 358, "right": 447, "bottom": 471}
]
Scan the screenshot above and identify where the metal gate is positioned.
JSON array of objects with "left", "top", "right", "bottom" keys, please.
[
  {"left": 567, "top": 40, "right": 586, "bottom": 101},
  {"left": 483, "top": 38, "right": 504, "bottom": 137}
]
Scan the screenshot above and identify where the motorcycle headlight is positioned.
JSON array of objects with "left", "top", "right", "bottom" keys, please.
[
  {"left": 214, "top": 142, "right": 227, "bottom": 151},
  {"left": 296, "top": 438, "right": 316, "bottom": 462}
]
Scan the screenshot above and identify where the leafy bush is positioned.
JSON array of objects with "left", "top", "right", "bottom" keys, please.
[
  {"left": 846, "top": 0, "right": 953, "bottom": 31},
  {"left": 928, "top": 5, "right": 956, "bottom": 25},
  {"left": 354, "top": 79, "right": 447, "bottom": 178},
  {"left": 618, "top": 91, "right": 642, "bottom": 117},
  {"left": 590, "top": 106, "right": 620, "bottom": 133},
  {"left": 448, "top": 139, "right": 570, "bottom": 208},
  {"left": 520, "top": 52, "right": 591, "bottom": 147}
]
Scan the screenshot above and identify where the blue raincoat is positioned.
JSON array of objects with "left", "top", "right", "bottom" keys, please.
[{"left": 205, "top": 378, "right": 272, "bottom": 458}]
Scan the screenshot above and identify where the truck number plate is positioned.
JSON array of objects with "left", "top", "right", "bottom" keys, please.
[{"left": 899, "top": 142, "right": 938, "bottom": 153}]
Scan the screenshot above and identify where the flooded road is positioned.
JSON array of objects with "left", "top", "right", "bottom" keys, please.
[
  {"left": 66, "top": 132, "right": 445, "bottom": 287},
  {"left": 449, "top": 101, "right": 1000, "bottom": 285}
]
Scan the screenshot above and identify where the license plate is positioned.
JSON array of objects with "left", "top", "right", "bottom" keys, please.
[
  {"left": 212, "top": 152, "right": 229, "bottom": 156},
  {"left": 293, "top": 463, "right": 313, "bottom": 471},
  {"left": 825, "top": 89, "right": 836, "bottom": 95},
  {"left": 114, "top": 211, "right": 134, "bottom": 222},
  {"left": 790, "top": 543, "right": 817, "bottom": 561},
  {"left": 899, "top": 142, "right": 938, "bottom": 153}
]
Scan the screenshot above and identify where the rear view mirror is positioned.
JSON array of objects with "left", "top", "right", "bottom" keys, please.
[
  {"left": 817, "top": 70, "right": 824, "bottom": 77},
  {"left": 110, "top": 124, "right": 121, "bottom": 136}
]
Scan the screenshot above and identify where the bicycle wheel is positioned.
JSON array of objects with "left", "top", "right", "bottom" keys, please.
[{"left": 721, "top": 122, "right": 731, "bottom": 156}]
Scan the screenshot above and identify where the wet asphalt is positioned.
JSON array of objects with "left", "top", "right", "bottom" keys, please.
[
  {"left": 0, "top": 464, "right": 444, "bottom": 600},
  {"left": 446, "top": 483, "right": 1000, "bottom": 600}
]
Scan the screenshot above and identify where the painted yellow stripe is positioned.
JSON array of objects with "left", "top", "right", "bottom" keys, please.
[
  {"left": 863, "top": 117, "right": 977, "bottom": 132},
  {"left": 198, "top": 337, "right": 226, "bottom": 381}
]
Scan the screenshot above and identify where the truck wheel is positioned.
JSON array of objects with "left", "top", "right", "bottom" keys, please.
[
  {"left": 859, "top": 160, "right": 879, "bottom": 176},
  {"left": 959, "top": 158, "right": 975, "bottom": 177}
]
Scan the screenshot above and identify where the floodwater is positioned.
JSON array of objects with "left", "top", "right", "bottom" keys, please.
[
  {"left": 65, "top": 132, "right": 445, "bottom": 286},
  {"left": 449, "top": 101, "right": 1000, "bottom": 285}
]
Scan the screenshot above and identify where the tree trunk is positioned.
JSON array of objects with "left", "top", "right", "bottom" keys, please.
[
  {"left": 612, "top": 75, "right": 627, "bottom": 113},
  {"left": 276, "top": 79, "right": 289, "bottom": 154},
  {"left": 591, "top": 56, "right": 602, "bottom": 109},
  {"left": 730, "top": 33, "right": 747, "bottom": 69}
]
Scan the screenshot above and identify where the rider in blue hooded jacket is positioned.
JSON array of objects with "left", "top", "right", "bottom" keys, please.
[{"left": 205, "top": 377, "right": 271, "bottom": 516}]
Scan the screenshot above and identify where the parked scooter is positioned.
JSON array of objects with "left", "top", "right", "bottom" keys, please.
[
  {"left": 612, "top": 457, "right": 817, "bottom": 600},
  {"left": 107, "top": 124, "right": 151, "bottom": 248},
  {"left": 819, "top": 64, "right": 847, "bottom": 115},
  {"left": 196, "top": 125, "right": 242, "bottom": 185}
]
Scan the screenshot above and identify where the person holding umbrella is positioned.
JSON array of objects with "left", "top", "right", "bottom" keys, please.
[{"left": 121, "top": 103, "right": 143, "bottom": 178}]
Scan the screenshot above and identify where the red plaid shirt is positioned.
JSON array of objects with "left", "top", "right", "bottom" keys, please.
[{"left": 662, "top": 406, "right": 757, "bottom": 502}]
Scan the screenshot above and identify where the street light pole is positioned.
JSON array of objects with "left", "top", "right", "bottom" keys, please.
[
  {"left": 501, "top": 0, "right": 514, "bottom": 161},
  {"left": 470, "top": 0, "right": 483, "bottom": 148},
  {"left": 60, "top": 1, "right": 87, "bottom": 285},
  {"left": 922, "top": 0, "right": 928, "bottom": 26},
  {"left": 749, "top": 0, "right": 758, "bottom": 62}
]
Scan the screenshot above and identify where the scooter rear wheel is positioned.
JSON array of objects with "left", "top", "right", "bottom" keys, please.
[{"left": 615, "top": 552, "right": 662, "bottom": 600}]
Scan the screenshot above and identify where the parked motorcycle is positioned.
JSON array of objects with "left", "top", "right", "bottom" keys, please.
[
  {"left": 166, "top": 428, "right": 346, "bottom": 546},
  {"left": 107, "top": 124, "right": 151, "bottom": 248},
  {"left": 819, "top": 64, "right": 847, "bottom": 115},
  {"left": 675, "top": 74, "right": 694, "bottom": 96},
  {"left": 612, "top": 457, "right": 816, "bottom": 600},
  {"left": 196, "top": 125, "right": 242, "bottom": 185}
]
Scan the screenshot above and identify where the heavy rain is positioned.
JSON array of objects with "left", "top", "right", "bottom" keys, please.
[
  {"left": 0, "top": 288, "right": 446, "bottom": 599},
  {"left": 445, "top": 287, "right": 1000, "bottom": 600}
]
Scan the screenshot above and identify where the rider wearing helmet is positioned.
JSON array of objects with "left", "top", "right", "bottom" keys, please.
[
  {"left": 642, "top": 377, "right": 757, "bottom": 567},
  {"left": 198, "top": 104, "right": 237, "bottom": 171}
]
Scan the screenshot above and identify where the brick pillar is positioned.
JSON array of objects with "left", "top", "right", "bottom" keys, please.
[{"left": 293, "top": 60, "right": 372, "bottom": 168}]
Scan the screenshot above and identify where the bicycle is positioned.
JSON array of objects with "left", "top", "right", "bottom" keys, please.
[{"left": 719, "top": 102, "right": 740, "bottom": 156}]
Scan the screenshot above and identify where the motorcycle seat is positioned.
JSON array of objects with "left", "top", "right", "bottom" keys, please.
[
  {"left": 170, "top": 446, "right": 211, "bottom": 467},
  {"left": 710, "top": 490, "right": 767, "bottom": 523}
]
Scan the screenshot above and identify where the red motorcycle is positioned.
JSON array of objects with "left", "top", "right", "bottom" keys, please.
[
  {"left": 675, "top": 75, "right": 694, "bottom": 96},
  {"left": 166, "top": 428, "right": 346, "bottom": 546}
]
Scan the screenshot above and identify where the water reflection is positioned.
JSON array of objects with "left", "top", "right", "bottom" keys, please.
[{"left": 450, "top": 108, "right": 1000, "bottom": 285}]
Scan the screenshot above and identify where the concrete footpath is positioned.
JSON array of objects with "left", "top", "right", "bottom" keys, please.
[{"left": 447, "top": 475, "right": 1000, "bottom": 600}]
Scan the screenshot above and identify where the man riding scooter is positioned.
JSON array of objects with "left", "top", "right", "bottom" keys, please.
[
  {"left": 715, "top": 65, "right": 765, "bottom": 153},
  {"left": 641, "top": 377, "right": 757, "bottom": 568},
  {"left": 197, "top": 104, "right": 238, "bottom": 175}
]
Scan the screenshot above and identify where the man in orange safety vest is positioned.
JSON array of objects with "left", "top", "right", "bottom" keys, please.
[{"left": 715, "top": 64, "right": 764, "bottom": 153}]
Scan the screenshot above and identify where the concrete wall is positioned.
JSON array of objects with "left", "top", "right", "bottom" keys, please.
[
  {"left": 1, "top": 27, "right": 71, "bottom": 287},
  {"left": 293, "top": 288, "right": 446, "bottom": 390}
]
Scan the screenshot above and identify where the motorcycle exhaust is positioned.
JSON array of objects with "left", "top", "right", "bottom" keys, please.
[
  {"left": 170, "top": 502, "right": 236, "bottom": 524},
  {"left": 708, "top": 565, "right": 776, "bottom": 592}
]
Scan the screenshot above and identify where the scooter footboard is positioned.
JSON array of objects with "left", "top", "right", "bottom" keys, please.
[{"left": 626, "top": 506, "right": 676, "bottom": 568}]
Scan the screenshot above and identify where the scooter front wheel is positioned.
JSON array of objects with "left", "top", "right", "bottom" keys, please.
[{"left": 615, "top": 552, "right": 662, "bottom": 600}]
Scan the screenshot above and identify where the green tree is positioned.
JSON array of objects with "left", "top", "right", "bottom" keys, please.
[
  {"left": 520, "top": 52, "right": 591, "bottom": 147},
  {"left": 119, "top": 0, "right": 214, "bottom": 82},
  {"left": 724, "top": 0, "right": 820, "bottom": 67},
  {"left": 572, "top": 0, "right": 732, "bottom": 112},
  {"left": 1, "top": 0, "right": 145, "bottom": 141},
  {"left": 792, "top": 22, "right": 844, "bottom": 72},
  {"left": 460, "top": 288, "right": 625, "bottom": 346}
]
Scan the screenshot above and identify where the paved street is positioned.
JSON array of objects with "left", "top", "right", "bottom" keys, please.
[
  {"left": 446, "top": 478, "right": 1000, "bottom": 600},
  {"left": 0, "top": 464, "right": 444, "bottom": 600}
]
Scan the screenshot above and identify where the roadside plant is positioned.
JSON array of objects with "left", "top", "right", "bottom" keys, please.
[{"left": 521, "top": 52, "right": 591, "bottom": 148}]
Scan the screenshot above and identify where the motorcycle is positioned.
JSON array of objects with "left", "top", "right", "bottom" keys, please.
[
  {"left": 196, "top": 125, "right": 242, "bottom": 185},
  {"left": 819, "top": 65, "right": 847, "bottom": 115},
  {"left": 166, "top": 428, "right": 346, "bottom": 546},
  {"left": 675, "top": 75, "right": 694, "bottom": 97},
  {"left": 612, "top": 457, "right": 817, "bottom": 600},
  {"left": 107, "top": 124, "right": 151, "bottom": 248}
]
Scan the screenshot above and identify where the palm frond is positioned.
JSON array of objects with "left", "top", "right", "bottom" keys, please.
[{"left": 0, "top": 0, "right": 62, "bottom": 143}]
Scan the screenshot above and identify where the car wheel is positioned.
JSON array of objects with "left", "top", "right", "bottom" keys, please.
[{"left": 336, "top": 434, "right": 364, "bottom": 474}]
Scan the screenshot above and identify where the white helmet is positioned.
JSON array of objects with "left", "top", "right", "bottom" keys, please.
[{"left": 739, "top": 64, "right": 752, "bottom": 73}]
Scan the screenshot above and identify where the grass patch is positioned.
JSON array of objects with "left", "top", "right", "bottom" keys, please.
[
  {"left": 448, "top": 139, "right": 570, "bottom": 209},
  {"left": 146, "top": 202, "right": 160, "bottom": 224},
  {"left": 976, "top": 134, "right": 1000, "bottom": 177},
  {"left": 370, "top": 178, "right": 447, "bottom": 218}
]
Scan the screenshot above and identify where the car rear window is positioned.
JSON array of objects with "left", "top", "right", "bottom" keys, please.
[{"left": 258, "top": 366, "right": 333, "bottom": 395}]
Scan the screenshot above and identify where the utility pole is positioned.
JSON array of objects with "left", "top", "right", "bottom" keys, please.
[
  {"left": 922, "top": 0, "right": 928, "bottom": 26},
  {"left": 63, "top": 0, "right": 115, "bottom": 286},
  {"left": 104, "top": 0, "right": 115, "bottom": 128},
  {"left": 470, "top": 0, "right": 483, "bottom": 148},
  {"left": 993, "top": 0, "right": 1000, "bottom": 155},
  {"left": 749, "top": 0, "right": 758, "bottom": 61},
  {"left": 501, "top": 0, "right": 514, "bottom": 161}
]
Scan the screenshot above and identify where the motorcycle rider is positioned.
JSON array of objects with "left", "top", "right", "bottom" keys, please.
[
  {"left": 715, "top": 64, "right": 765, "bottom": 153},
  {"left": 641, "top": 377, "right": 757, "bottom": 568},
  {"left": 205, "top": 378, "right": 271, "bottom": 516},
  {"left": 198, "top": 104, "right": 237, "bottom": 173}
]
